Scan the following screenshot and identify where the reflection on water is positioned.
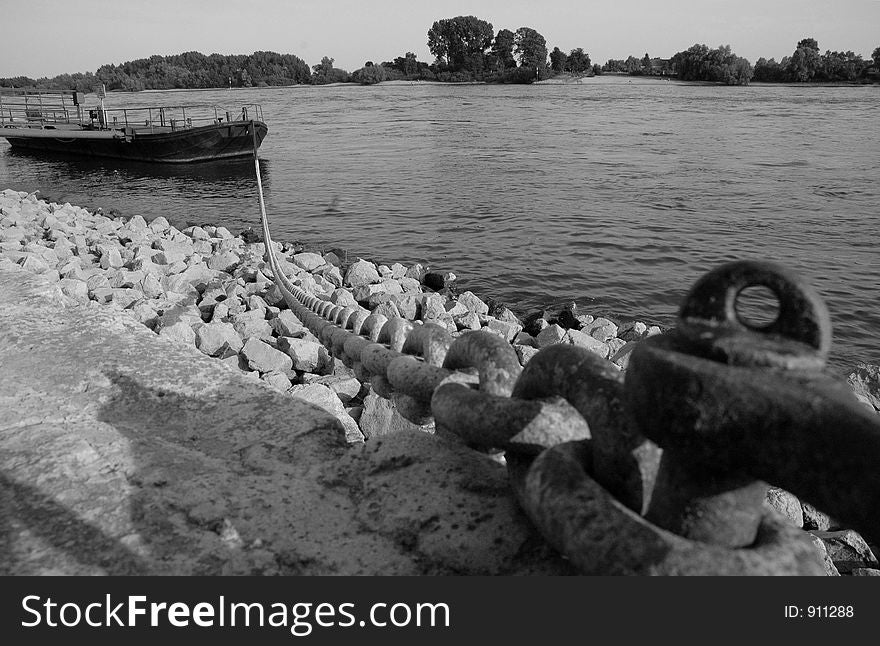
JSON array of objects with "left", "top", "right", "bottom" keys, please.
[{"left": 2, "top": 146, "right": 270, "bottom": 229}]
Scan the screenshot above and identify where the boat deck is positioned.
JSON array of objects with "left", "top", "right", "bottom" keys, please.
[{"left": 1, "top": 87, "right": 263, "bottom": 135}]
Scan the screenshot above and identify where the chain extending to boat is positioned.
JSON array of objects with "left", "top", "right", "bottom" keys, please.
[
  {"left": 0, "top": 86, "right": 267, "bottom": 162},
  {"left": 251, "top": 143, "right": 880, "bottom": 575}
]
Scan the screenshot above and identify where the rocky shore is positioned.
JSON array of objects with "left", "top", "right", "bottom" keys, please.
[{"left": 1, "top": 187, "right": 878, "bottom": 575}]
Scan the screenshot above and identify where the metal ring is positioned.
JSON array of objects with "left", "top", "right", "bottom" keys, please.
[
  {"left": 508, "top": 441, "right": 825, "bottom": 575},
  {"left": 677, "top": 259, "right": 831, "bottom": 369}
]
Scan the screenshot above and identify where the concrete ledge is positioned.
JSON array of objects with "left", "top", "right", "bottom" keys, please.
[{"left": 0, "top": 268, "right": 572, "bottom": 575}]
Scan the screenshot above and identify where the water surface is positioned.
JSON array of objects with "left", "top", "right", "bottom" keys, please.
[{"left": 2, "top": 77, "right": 877, "bottom": 375}]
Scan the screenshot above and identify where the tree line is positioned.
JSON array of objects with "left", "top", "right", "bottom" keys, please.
[{"left": 2, "top": 16, "right": 878, "bottom": 91}]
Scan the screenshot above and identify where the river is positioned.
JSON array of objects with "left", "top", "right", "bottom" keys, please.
[{"left": 1, "top": 76, "right": 877, "bottom": 375}]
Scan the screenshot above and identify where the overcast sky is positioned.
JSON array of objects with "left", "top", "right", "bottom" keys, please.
[{"left": 3, "top": 0, "right": 878, "bottom": 78}]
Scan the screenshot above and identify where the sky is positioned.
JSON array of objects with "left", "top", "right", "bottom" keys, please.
[{"left": 2, "top": 0, "right": 879, "bottom": 78}]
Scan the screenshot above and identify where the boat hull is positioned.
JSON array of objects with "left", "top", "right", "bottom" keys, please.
[{"left": 2, "top": 120, "right": 268, "bottom": 163}]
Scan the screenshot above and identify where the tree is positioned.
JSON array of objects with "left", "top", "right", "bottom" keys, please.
[
  {"left": 787, "top": 38, "right": 822, "bottom": 81},
  {"left": 753, "top": 57, "right": 786, "bottom": 82},
  {"left": 427, "top": 15, "right": 494, "bottom": 73},
  {"left": 567, "top": 48, "right": 592, "bottom": 74},
  {"left": 642, "top": 52, "right": 652, "bottom": 74},
  {"left": 549, "top": 47, "right": 568, "bottom": 73},
  {"left": 489, "top": 28, "right": 517, "bottom": 71},
  {"left": 514, "top": 27, "right": 548, "bottom": 73},
  {"left": 351, "top": 62, "right": 387, "bottom": 85},
  {"left": 311, "top": 56, "right": 350, "bottom": 85},
  {"left": 625, "top": 55, "right": 642, "bottom": 74},
  {"left": 670, "top": 43, "right": 753, "bottom": 85},
  {"left": 820, "top": 50, "right": 864, "bottom": 82},
  {"left": 873, "top": 46, "right": 880, "bottom": 68}
]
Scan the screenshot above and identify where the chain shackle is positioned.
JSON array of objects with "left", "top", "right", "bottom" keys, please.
[
  {"left": 512, "top": 344, "right": 660, "bottom": 515},
  {"left": 626, "top": 259, "right": 880, "bottom": 547},
  {"left": 507, "top": 441, "right": 825, "bottom": 575}
]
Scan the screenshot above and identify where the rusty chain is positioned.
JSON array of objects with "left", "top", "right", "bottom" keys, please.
[{"left": 256, "top": 183, "right": 879, "bottom": 574}]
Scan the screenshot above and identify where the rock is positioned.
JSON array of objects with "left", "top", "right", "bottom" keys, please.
[
  {"left": 764, "top": 487, "right": 803, "bottom": 528},
  {"left": 328, "top": 288, "right": 358, "bottom": 308},
  {"left": 359, "top": 391, "right": 434, "bottom": 439},
  {"left": 271, "top": 310, "right": 306, "bottom": 337},
  {"left": 307, "top": 375, "right": 363, "bottom": 405},
  {"left": 59, "top": 278, "right": 89, "bottom": 303},
  {"left": 196, "top": 322, "right": 244, "bottom": 357},
  {"left": 453, "top": 311, "right": 481, "bottom": 331},
  {"left": 515, "top": 345, "right": 540, "bottom": 366},
  {"left": 247, "top": 295, "right": 268, "bottom": 313},
  {"left": 184, "top": 225, "right": 209, "bottom": 240},
  {"left": 513, "top": 332, "right": 538, "bottom": 348},
  {"left": 18, "top": 254, "right": 51, "bottom": 274},
  {"left": 109, "top": 288, "right": 141, "bottom": 310},
  {"left": 610, "top": 340, "right": 639, "bottom": 370},
  {"left": 801, "top": 502, "right": 837, "bottom": 532},
  {"left": 90, "top": 287, "right": 115, "bottom": 304},
  {"left": 352, "top": 282, "right": 389, "bottom": 302},
  {"left": 486, "top": 318, "right": 522, "bottom": 343},
  {"left": 292, "top": 252, "right": 326, "bottom": 272},
  {"left": 278, "top": 337, "right": 323, "bottom": 373},
  {"left": 231, "top": 310, "right": 274, "bottom": 342},
  {"left": 157, "top": 320, "right": 197, "bottom": 346},
  {"left": 566, "top": 329, "right": 610, "bottom": 359},
  {"left": 374, "top": 301, "right": 401, "bottom": 320},
  {"left": 404, "top": 262, "right": 428, "bottom": 281},
  {"left": 261, "top": 371, "right": 293, "bottom": 392},
  {"left": 522, "top": 310, "right": 550, "bottom": 336},
  {"left": 389, "top": 263, "right": 407, "bottom": 279},
  {"left": 583, "top": 317, "right": 619, "bottom": 342},
  {"left": 214, "top": 226, "right": 234, "bottom": 239},
  {"left": 127, "top": 300, "right": 159, "bottom": 329},
  {"left": 398, "top": 277, "right": 421, "bottom": 292},
  {"left": 287, "top": 384, "right": 364, "bottom": 444},
  {"left": 139, "top": 273, "right": 164, "bottom": 299},
  {"left": 847, "top": 364, "right": 880, "bottom": 411},
  {"left": 457, "top": 290, "right": 489, "bottom": 315},
  {"left": 808, "top": 534, "right": 841, "bottom": 576},
  {"left": 619, "top": 320, "right": 648, "bottom": 341},
  {"left": 851, "top": 568, "right": 880, "bottom": 576},
  {"left": 318, "top": 265, "right": 344, "bottom": 287},
  {"left": 344, "top": 259, "right": 380, "bottom": 288},
  {"left": 391, "top": 293, "right": 421, "bottom": 320},
  {"left": 646, "top": 325, "right": 662, "bottom": 337},
  {"left": 148, "top": 216, "right": 171, "bottom": 233},
  {"left": 207, "top": 250, "right": 240, "bottom": 273},
  {"left": 536, "top": 324, "right": 567, "bottom": 348},
  {"left": 323, "top": 250, "right": 343, "bottom": 266},
  {"left": 420, "top": 293, "right": 447, "bottom": 321},
  {"left": 493, "top": 306, "right": 523, "bottom": 327},
  {"left": 241, "top": 337, "right": 293, "bottom": 374},
  {"left": 811, "top": 530, "right": 879, "bottom": 574}
]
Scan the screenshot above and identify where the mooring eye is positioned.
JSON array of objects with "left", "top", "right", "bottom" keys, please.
[{"left": 734, "top": 284, "right": 780, "bottom": 330}]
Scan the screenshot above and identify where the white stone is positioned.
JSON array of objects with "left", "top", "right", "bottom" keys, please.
[
  {"left": 241, "top": 337, "right": 293, "bottom": 373},
  {"left": 287, "top": 384, "right": 364, "bottom": 444}
]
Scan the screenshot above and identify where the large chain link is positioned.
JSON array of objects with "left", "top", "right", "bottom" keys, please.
[{"left": 257, "top": 195, "right": 877, "bottom": 575}]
